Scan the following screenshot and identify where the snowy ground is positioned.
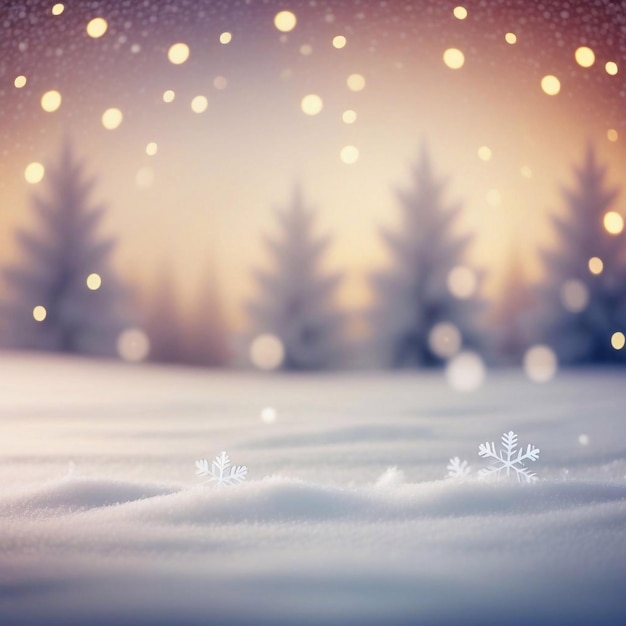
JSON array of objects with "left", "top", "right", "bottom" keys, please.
[{"left": 1, "top": 353, "right": 625, "bottom": 625}]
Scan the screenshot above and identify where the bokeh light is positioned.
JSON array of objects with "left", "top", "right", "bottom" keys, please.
[
  {"left": 24, "top": 162, "right": 45, "bottom": 184},
  {"left": 213, "top": 76, "right": 228, "bottom": 90},
  {"left": 41, "top": 90, "right": 62, "bottom": 112},
  {"left": 607, "top": 128, "right": 618, "bottom": 142},
  {"left": 101, "top": 107, "right": 123, "bottom": 130},
  {"left": 605, "top": 61, "right": 619, "bottom": 75},
  {"left": 117, "top": 328, "right": 150, "bottom": 362},
  {"left": 301, "top": 94, "right": 323, "bottom": 116},
  {"left": 443, "top": 48, "right": 465, "bottom": 69},
  {"left": 578, "top": 434, "right": 590, "bottom": 446},
  {"left": 541, "top": 75, "right": 561, "bottom": 95},
  {"left": 574, "top": 46, "right": 595, "bottom": 68},
  {"left": 342, "top": 110, "right": 357, "bottom": 124},
  {"left": 86, "top": 273, "right": 102, "bottom": 290},
  {"left": 523, "top": 345, "right": 557, "bottom": 382},
  {"left": 260, "top": 407, "right": 277, "bottom": 423},
  {"left": 219, "top": 32, "right": 232, "bottom": 44},
  {"left": 274, "top": 10, "right": 297, "bottom": 32},
  {"left": 146, "top": 142, "right": 158, "bottom": 156},
  {"left": 14, "top": 75, "right": 27, "bottom": 88},
  {"left": 168, "top": 42, "right": 190, "bottom": 64},
  {"left": 445, "top": 351, "right": 485, "bottom": 392},
  {"left": 86, "top": 17, "right": 108, "bottom": 39},
  {"left": 162, "top": 90, "right": 175, "bottom": 103},
  {"left": 428, "top": 322, "right": 462, "bottom": 359},
  {"left": 520, "top": 165, "right": 533, "bottom": 178},
  {"left": 191, "top": 95, "right": 208, "bottom": 113},
  {"left": 453, "top": 6, "right": 468, "bottom": 20},
  {"left": 477, "top": 146, "right": 492, "bottom": 161},
  {"left": 347, "top": 73, "right": 366, "bottom": 91},
  {"left": 250, "top": 334, "right": 285, "bottom": 370},
  {"left": 611, "top": 331, "right": 625, "bottom": 350},
  {"left": 32, "top": 305, "right": 47, "bottom": 322},
  {"left": 51, "top": 3, "right": 64, "bottom": 16},
  {"left": 560, "top": 279, "right": 589, "bottom": 313},
  {"left": 603, "top": 211, "right": 624, "bottom": 234},
  {"left": 340, "top": 145, "right": 359, "bottom": 164},
  {"left": 588, "top": 257, "right": 603, "bottom": 275},
  {"left": 136, "top": 167, "right": 155, "bottom": 189},
  {"left": 505, "top": 32, "right": 517, "bottom": 44},
  {"left": 447, "top": 266, "right": 477, "bottom": 299},
  {"left": 333, "top": 35, "right": 347, "bottom": 49}
]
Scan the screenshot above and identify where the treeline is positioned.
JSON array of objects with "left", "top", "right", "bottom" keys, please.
[{"left": 0, "top": 139, "right": 624, "bottom": 370}]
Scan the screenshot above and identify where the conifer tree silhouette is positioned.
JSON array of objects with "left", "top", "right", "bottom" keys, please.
[
  {"left": 369, "top": 144, "right": 484, "bottom": 367},
  {"left": 247, "top": 184, "right": 345, "bottom": 370},
  {"left": 1, "top": 140, "right": 130, "bottom": 356},
  {"left": 537, "top": 144, "right": 626, "bottom": 364}
]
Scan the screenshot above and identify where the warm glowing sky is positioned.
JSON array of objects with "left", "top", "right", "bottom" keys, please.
[{"left": 1, "top": 0, "right": 625, "bottom": 330}]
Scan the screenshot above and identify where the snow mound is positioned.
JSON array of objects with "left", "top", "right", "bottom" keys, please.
[{"left": 0, "top": 477, "right": 180, "bottom": 517}]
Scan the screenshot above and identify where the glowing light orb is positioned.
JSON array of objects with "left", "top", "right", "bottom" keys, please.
[
  {"left": 101, "top": 107, "right": 123, "bottom": 130},
  {"left": 607, "top": 129, "right": 618, "bottom": 142},
  {"left": 32, "top": 305, "right": 47, "bottom": 322},
  {"left": 333, "top": 35, "right": 347, "bottom": 49},
  {"left": 146, "top": 142, "right": 158, "bottom": 156},
  {"left": 86, "top": 17, "right": 108, "bottom": 39},
  {"left": 342, "top": 110, "right": 357, "bottom": 124},
  {"left": 520, "top": 165, "right": 533, "bottom": 178},
  {"left": 301, "top": 94, "right": 323, "bottom": 115},
  {"left": 523, "top": 345, "right": 557, "bottom": 382},
  {"left": 86, "top": 273, "right": 102, "bottom": 290},
  {"left": 453, "top": 6, "right": 468, "bottom": 20},
  {"left": 24, "top": 162, "right": 45, "bottom": 184},
  {"left": 541, "top": 75, "right": 560, "bottom": 95},
  {"left": 477, "top": 145, "right": 492, "bottom": 161},
  {"left": 274, "top": 10, "right": 297, "bottom": 32},
  {"left": 445, "top": 351, "right": 485, "bottom": 392},
  {"left": 220, "top": 32, "right": 232, "bottom": 44},
  {"left": 130, "top": 44, "right": 141, "bottom": 54},
  {"left": 163, "top": 90, "right": 175, "bottom": 103},
  {"left": 14, "top": 75, "right": 27, "bottom": 88},
  {"left": 448, "top": 266, "right": 477, "bottom": 299},
  {"left": 347, "top": 73, "right": 366, "bottom": 91},
  {"left": 443, "top": 48, "right": 465, "bottom": 69},
  {"left": 505, "top": 32, "right": 517, "bottom": 44},
  {"left": 428, "top": 322, "right": 462, "bottom": 359},
  {"left": 603, "top": 211, "right": 624, "bottom": 235},
  {"left": 605, "top": 61, "right": 618, "bottom": 76},
  {"left": 340, "top": 145, "right": 359, "bottom": 164},
  {"left": 117, "top": 328, "right": 150, "bottom": 362},
  {"left": 52, "top": 3, "right": 64, "bottom": 15},
  {"left": 560, "top": 279, "right": 589, "bottom": 313},
  {"left": 136, "top": 167, "right": 155, "bottom": 189},
  {"left": 191, "top": 95, "right": 208, "bottom": 113},
  {"left": 168, "top": 42, "right": 190, "bottom": 65},
  {"left": 588, "top": 257, "right": 603, "bottom": 275},
  {"left": 250, "top": 334, "right": 284, "bottom": 370},
  {"left": 41, "top": 90, "right": 62, "bottom": 112},
  {"left": 486, "top": 189, "right": 501, "bottom": 207},
  {"left": 261, "top": 407, "right": 277, "bottom": 424},
  {"left": 578, "top": 434, "right": 590, "bottom": 446},
  {"left": 611, "top": 331, "right": 625, "bottom": 350},
  {"left": 574, "top": 46, "right": 595, "bottom": 68}
]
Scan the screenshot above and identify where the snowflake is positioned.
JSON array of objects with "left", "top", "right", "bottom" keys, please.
[
  {"left": 195, "top": 451, "right": 248, "bottom": 488},
  {"left": 446, "top": 456, "right": 471, "bottom": 479},
  {"left": 478, "top": 431, "right": 540, "bottom": 483}
]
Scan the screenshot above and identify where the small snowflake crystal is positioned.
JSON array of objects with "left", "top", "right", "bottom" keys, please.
[
  {"left": 195, "top": 451, "right": 247, "bottom": 488},
  {"left": 478, "top": 430, "right": 540, "bottom": 483},
  {"left": 446, "top": 456, "right": 471, "bottom": 479}
]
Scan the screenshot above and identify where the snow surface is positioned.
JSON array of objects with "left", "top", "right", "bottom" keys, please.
[{"left": 1, "top": 353, "right": 625, "bottom": 625}]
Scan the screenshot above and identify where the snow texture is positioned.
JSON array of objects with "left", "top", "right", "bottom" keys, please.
[{"left": 0, "top": 353, "right": 625, "bottom": 625}]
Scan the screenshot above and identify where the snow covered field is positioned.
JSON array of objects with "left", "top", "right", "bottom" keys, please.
[{"left": 1, "top": 353, "right": 625, "bottom": 625}]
